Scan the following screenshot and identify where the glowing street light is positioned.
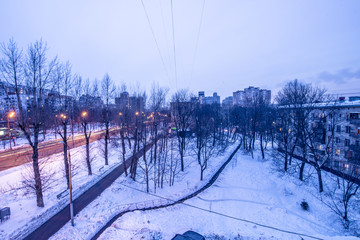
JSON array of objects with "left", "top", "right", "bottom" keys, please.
[
  {"left": 8, "top": 111, "right": 15, "bottom": 119},
  {"left": 60, "top": 113, "right": 67, "bottom": 120},
  {"left": 81, "top": 111, "right": 88, "bottom": 118},
  {"left": 7, "top": 111, "right": 16, "bottom": 149}
]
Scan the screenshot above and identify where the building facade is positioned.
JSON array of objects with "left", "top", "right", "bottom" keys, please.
[{"left": 233, "top": 86, "right": 271, "bottom": 107}]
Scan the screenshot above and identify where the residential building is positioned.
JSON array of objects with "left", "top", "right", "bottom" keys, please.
[
  {"left": 115, "top": 91, "right": 130, "bottom": 110},
  {"left": 233, "top": 86, "right": 271, "bottom": 106},
  {"left": 197, "top": 91, "right": 220, "bottom": 105},
  {"left": 296, "top": 97, "right": 360, "bottom": 174},
  {"left": 129, "top": 96, "right": 145, "bottom": 113},
  {"left": 222, "top": 96, "right": 233, "bottom": 109}
]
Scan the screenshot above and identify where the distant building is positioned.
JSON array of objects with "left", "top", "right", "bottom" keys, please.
[
  {"left": 197, "top": 91, "right": 220, "bottom": 105},
  {"left": 222, "top": 96, "right": 233, "bottom": 109},
  {"left": 233, "top": 86, "right": 271, "bottom": 106},
  {"left": 115, "top": 91, "right": 130, "bottom": 109},
  {"left": 79, "top": 94, "right": 103, "bottom": 109},
  {"left": 0, "top": 92, "right": 30, "bottom": 115},
  {"left": 129, "top": 96, "right": 145, "bottom": 112}
]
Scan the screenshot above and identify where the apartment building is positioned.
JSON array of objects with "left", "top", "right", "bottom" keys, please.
[
  {"left": 233, "top": 86, "right": 271, "bottom": 106},
  {"left": 310, "top": 97, "right": 360, "bottom": 173}
]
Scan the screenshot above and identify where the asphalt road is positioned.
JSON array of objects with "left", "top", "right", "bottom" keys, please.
[
  {"left": 0, "top": 128, "right": 120, "bottom": 171},
  {"left": 23, "top": 140, "right": 155, "bottom": 240}
]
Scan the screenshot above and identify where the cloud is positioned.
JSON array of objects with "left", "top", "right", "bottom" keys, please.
[{"left": 318, "top": 68, "right": 360, "bottom": 84}]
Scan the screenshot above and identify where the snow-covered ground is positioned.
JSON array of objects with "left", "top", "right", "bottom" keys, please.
[
  {"left": 50, "top": 141, "right": 239, "bottom": 240},
  {"left": 1, "top": 136, "right": 360, "bottom": 240},
  {"left": 94, "top": 149, "right": 359, "bottom": 240},
  {"left": 0, "top": 137, "right": 132, "bottom": 240}
]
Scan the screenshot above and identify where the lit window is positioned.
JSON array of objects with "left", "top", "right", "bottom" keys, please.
[{"left": 335, "top": 149, "right": 341, "bottom": 156}]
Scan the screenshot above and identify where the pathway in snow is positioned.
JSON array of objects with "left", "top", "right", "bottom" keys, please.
[
  {"left": 97, "top": 149, "right": 359, "bottom": 240},
  {"left": 22, "top": 139, "right": 156, "bottom": 240},
  {"left": 91, "top": 143, "right": 243, "bottom": 239}
]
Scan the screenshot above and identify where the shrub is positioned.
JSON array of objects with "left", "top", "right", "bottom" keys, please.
[{"left": 301, "top": 199, "right": 309, "bottom": 211}]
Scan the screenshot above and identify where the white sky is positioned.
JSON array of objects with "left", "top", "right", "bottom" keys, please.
[{"left": 1, "top": 0, "right": 360, "bottom": 100}]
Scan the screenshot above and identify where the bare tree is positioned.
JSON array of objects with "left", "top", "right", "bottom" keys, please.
[
  {"left": 276, "top": 79, "right": 326, "bottom": 184},
  {"left": 101, "top": 73, "right": 115, "bottom": 165},
  {"left": 324, "top": 170, "right": 360, "bottom": 229},
  {"left": 194, "top": 104, "right": 217, "bottom": 180},
  {"left": 54, "top": 62, "right": 73, "bottom": 188},
  {"left": 170, "top": 89, "right": 194, "bottom": 171},
  {"left": 0, "top": 39, "right": 57, "bottom": 207}
]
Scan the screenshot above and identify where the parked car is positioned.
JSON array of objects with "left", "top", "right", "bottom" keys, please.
[{"left": 172, "top": 231, "right": 205, "bottom": 240}]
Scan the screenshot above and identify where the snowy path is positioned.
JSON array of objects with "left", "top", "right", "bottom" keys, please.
[
  {"left": 23, "top": 140, "right": 156, "bottom": 240},
  {"left": 96, "top": 149, "right": 359, "bottom": 240},
  {"left": 91, "top": 143, "right": 243, "bottom": 239}
]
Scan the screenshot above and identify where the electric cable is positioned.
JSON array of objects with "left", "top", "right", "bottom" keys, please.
[
  {"left": 139, "top": 0, "right": 171, "bottom": 84},
  {"left": 170, "top": 0, "right": 178, "bottom": 89},
  {"left": 190, "top": 0, "right": 206, "bottom": 82}
]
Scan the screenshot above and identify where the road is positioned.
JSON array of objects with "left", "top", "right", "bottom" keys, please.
[
  {"left": 0, "top": 127, "right": 120, "bottom": 171},
  {"left": 23, "top": 140, "right": 156, "bottom": 240}
]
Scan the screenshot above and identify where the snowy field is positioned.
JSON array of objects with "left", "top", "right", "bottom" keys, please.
[
  {"left": 0, "top": 137, "right": 132, "bottom": 240},
  {"left": 94, "top": 149, "right": 360, "bottom": 240},
  {"left": 50, "top": 141, "right": 240, "bottom": 240},
  {"left": 1, "top": 137, "right": 360, "bottom": 240}
]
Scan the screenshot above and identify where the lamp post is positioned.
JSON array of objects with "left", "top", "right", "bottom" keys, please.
[
  {"left": 7, "top": 111, "right": 15, "bottom": 149},
  {"left": 68, "top": 148, "right": 74, "bottom": 226}
]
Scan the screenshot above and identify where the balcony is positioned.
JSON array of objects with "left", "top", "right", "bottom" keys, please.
[
  {"left": 350, "top": 132, "right": 360, "bottom": 139},
  {"left": 350, "top": 119, "right": 360, "bottom": 126}
]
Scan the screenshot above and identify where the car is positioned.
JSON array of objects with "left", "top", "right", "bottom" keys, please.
[{"left": 171, "top": 231, "right": 205, "bottom": 240}]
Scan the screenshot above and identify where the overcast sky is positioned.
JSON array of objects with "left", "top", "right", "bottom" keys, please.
[{"left": 1, "top": 0, "right": 360, "bottom": 101}]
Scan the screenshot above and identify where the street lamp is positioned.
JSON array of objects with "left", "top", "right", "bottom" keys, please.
[
  {"left": 60, "top": 113, "right": 67, "bottom": 120},
  {"left": 7, "top": 111, "right": 16, "bottom": 149},
  {"left": 81, "top": 111, "right": 88, "bottom": 118}
]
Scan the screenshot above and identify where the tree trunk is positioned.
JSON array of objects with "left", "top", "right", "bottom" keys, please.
[
  {"left": 260, "top": 134, "right": 265, "bottom": 159},
  {"left": 33, "top": 128, "right": 44, "bottom": 207},
  {"left": 104, "top": 121, "right": 109, "bottom": 165},
  {"left": 83, "top": 122, "right": 92, "bottom": 175},
  {"left": 62, "top": 123, "right": 70, "bottom": 188},
  {"left": 130, "top": 128, "right": 138, "bottom": 180},
  {"left": 120, "top": 131, "right": 127, "bottom": 176},
  {"left": 86, "top": 136, "right": 92, "bottom": 175},
  {"left": 299, "top": 161, "right": 306, "bottom": 181},
  {"left": 316, "top": 166, "right": 323, "bottom": 192}
]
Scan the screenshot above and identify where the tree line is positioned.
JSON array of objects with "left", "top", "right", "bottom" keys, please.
[{"left": 1, "top": 39, "right": 358, "bottom": 229}]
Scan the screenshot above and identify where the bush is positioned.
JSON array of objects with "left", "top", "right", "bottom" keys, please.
[{"left": 301, "top": 199, "right": 309, "bottom": 211}]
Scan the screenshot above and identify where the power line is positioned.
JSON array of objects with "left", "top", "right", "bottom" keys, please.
[
  {"left": 115, "top": 181, "right": 325, "bottom": 240},
  {"left": 139, "top": 0, "right": 171, "bottom": 84},
  {"left": 170, "top": 0, "right": 178, "bottom": 89},
  {"left": 83, "top": 161, "right": 326, "bottom": 240},
  {"left": 190, "top": 0, "right": 206, "bottom": 82},
  {"left": 158, "top": 0, "right": 173, "bottom": 85}
]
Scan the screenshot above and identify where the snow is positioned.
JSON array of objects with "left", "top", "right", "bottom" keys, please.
[
  {"left": 1, "top": 135, "right": 360, "bottom": 240},
  {"left": 94, "top": 149, "right": 359, "bottom": 240},
  {"left": 0, "top": 136, "right": 132, "bottom": 240}
]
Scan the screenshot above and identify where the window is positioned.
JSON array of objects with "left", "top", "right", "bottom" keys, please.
[
  {"left": 356, "top": 141, "right": 360, "bottom": 147},
  {"left": 336, "top": 137, "right": 340, "bottom": 143},
  {"left": 336, "top": 125, "right": 341, "bottom": 132},
  {"left": 346, "top": 126, "right": 351, "bottom": 133},
  {"left": 335, "top": 149, "right": 341, "bottom": 156},
  {"left": 345, "top": 139, "right": 350, "bottom": 146}
]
